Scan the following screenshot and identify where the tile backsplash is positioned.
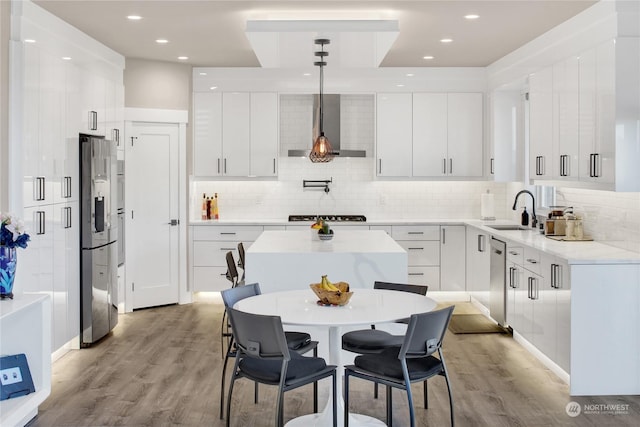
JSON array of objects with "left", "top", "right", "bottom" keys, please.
[{"left": 192, "top": 157, "right": 508, "bottom": 221}]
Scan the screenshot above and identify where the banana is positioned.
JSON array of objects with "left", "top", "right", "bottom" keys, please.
[
  {"left": 320, "top": 275, "right": 339, "bottom": 291},
  {"left": 325, "top": 277, "right": 339, "bottom": 292}
]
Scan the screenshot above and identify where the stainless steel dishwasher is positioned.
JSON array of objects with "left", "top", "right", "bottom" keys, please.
[{"left": 489, "top": 237, "right": 507, "bottom": 326}]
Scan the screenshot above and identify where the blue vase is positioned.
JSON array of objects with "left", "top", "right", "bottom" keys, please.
[{"left": 0, "top": 246, "right": 17, "bottom": 299}]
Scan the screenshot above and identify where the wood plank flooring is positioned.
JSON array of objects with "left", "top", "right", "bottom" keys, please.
[{"left": 28, "top": 299, "right": 640, "bottom": 427}]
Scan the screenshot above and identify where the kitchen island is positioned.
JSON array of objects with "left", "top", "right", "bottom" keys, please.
[{"left": 246, "top": 230, "right": 408, "bottom": 294}]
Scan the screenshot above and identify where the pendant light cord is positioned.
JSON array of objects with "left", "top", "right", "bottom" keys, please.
[{"left": 318, "top": 42, "right": 325, "bottom": 135}]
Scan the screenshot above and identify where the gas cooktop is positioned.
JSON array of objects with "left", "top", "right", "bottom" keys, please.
[{"left": 288, "top": 214, "right": 367, "bottom": 222}]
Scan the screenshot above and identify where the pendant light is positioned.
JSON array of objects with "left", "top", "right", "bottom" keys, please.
[{"left": 309, "top": 38, "right": 335, "bottom": 163}]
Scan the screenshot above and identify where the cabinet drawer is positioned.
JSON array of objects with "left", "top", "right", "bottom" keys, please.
[
  {"left": 193, "top": 225, "right": 263, "bottom": 241},
  {"left": 391, "top": 225, "right": 440, "bottom": 241},
  {"left": 397, "top": 241, "right": 440, "bottom": 266},
  {"left": 523, "top": 247, "right": 541, "bottom": 275},
  {"left": 192, "top": 266, "right": 230, "bottom": 292},
  {"left": 408, "top": 266, "right": 440, "bottom": 289},
  {"left": 193, "top": 241, "right": 245, "bottom": 266},
  {"left": 507, "top": 245, "right": 524, "bottom": 265}
]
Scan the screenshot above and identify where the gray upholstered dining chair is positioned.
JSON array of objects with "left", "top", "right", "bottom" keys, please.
[
  {"left": 225, "top": 307, "right": 338, "bottom": 427},
  {"left": 237, "top": 242, "right": 246, "bottom": 282},
  {"left": 219, "top": 283, "right": 317, "bottom": 420},
  {"left": 344, "top": 305, "right": 455, "bottom": 427},
  {"left": 221, "top": 251, "right": 242, "bottom": 357},
  {"left": 341, "top": 281, "right": 428, "bottom": 401}
]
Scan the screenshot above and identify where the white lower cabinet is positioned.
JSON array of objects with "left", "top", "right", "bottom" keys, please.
[
  {"left": 391, "top": 225, "right": 440, "bottom": 289},
  {"left": 440, "top": 225, "right": 466, "bottom": 291},
  {"left": 466, "top": 227, "right": 490, "bottom": 308},
  {"left": 507, "top": 242, "right": 571, "bottom": 373},
  {"left": 190, "top": 225, "right": 262, "bottom": 292}
]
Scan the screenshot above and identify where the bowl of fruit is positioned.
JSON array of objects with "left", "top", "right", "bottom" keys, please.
[
  {"left": 310, "top": 275, "right": 353, "bottom": 306},
  {"left": 311, "top": 219, "right": 334, "bottom": 241}
]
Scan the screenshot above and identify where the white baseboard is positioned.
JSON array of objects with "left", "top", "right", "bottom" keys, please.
[{"left": 513, "top": 330, "right": 570, "bottom": 384}]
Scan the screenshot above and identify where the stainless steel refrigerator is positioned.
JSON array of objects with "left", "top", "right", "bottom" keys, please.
[{"left": 80, "top": 135, "right": 118, "bottom": 346}]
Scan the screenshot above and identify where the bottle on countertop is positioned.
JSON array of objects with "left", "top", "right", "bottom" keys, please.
[
  {"left": 201, "top": 193, "right": 207, "bottom": 220},
  {"left": 206, "top": 197, "right": 211, "bottom": 220},
  {"left": 521, "top": 207, "right": 529, "bottom": 226},
  {"left": 213, "top": 193, "right": 219, "bottom": 220}
]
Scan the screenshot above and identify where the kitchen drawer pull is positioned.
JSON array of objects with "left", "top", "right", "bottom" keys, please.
[
  {"left": 526, "top": 258, "right": 538, "bottom": 264},
  {"left": 219, "top": 247, "right": 235, "bottom": 251},
  {"left": 478, "top": 234, "right": 486, "bottom": 252},
  {"left": 407, "top": 231, "right": 424, "bottom": 235},
  {"left": 220, "top": 232, "right": 237, "bottom": 235},
  {"left": 408, "top": 272, "right": 424, "bottom": 276},
  {"left": 508, "top": 250, "right": 519, "bottom": 256},
  {"left": 407, "top": 247, "right": 424, "bottom": 250}
]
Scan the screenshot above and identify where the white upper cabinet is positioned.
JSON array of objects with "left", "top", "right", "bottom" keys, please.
[
  {"left": 376, "top": 93, "right": 413, "bottom": 177},
  {"left": 412, "top": 93, "right": 447, "bottom": 177},
  {"left": 553, "top": 57, "right": 580, "bottom": 180},
  {"left": 79, "top": 69, "right": 106, "bottom": 136},
  {"left": 489, "top": 91, "right": 524, "bottom": 182},
  {"left": 193, "top": 91, "right": 278, "bottom": 177},
  {"left": 593, "top": 39, "right": 615, "bottom": 185},
  {"left": 250, "top": 93, "right": 278, "bottom": 177},
  {"left": 193, "top": 92, "right": 223, "bottom": 176},
  {"left": 529, "top": 66, "right": 554, "bottom": 180},
  {"left": 447, "top": 93, "right": 483, "bottom": 177},
  {"left": 578, "top": 46, "right": 596, "bottom": 181}
]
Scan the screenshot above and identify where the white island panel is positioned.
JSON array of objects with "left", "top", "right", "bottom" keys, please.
[{"left": 246, "top": 230, "right": 408, "bottom": 293}]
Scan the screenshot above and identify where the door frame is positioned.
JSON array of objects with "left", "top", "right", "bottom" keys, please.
[{"left": 123, "top": 108, "right": 189, "bottom": 312}]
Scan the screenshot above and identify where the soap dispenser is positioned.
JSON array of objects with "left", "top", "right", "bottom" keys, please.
[{"left": 521, "top": 207, "right": 529, "bottom": 226}]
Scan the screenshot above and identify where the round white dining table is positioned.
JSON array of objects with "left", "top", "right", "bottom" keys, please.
[{"left": 234, "top": 288, "right": 438, "bottom": 427}]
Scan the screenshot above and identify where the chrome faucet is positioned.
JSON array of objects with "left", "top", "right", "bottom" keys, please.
[{"left": 512, "top": 190, "right": 537, "bottom": 228}]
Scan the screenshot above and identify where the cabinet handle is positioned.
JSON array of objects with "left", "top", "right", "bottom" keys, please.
[
  {"left": 527, "top": 277, "right": 532, "bottom": 298},
  {"left": 526, "top": 258, "right": 537, "bottom": 264},
  {"left": 533, "top": 277, "right": 539, "bottom": 300},
  {"left": 112, "top": 129, "right": 120, "bottom": 146},
  {"left": 219, "top": 247, "right": 235, "bottom": 251},
  {"left": 89, "top": 111, "right": 98, "bottom": 131},
  {"left": 224, "top": 158, "right": 227, "bottom": 174},
  {"left": 535, "top": 156, "right": 540, "bottom": 175},
  {"left": 408, "top": 272, "right": 424, "bottom": 276},
  {"left": 35, "top": 176, "right": 46, "bottom": 201},
  {"left": 490, "top": 158, "right": 494, "bottom": 175},
  {"left": 64, "top": 206, "right": 72, "bottom": 229},
  {"left": 508, "top": 250, "right": 519, "bottom": 256},
  {"left": 64, "top": 176, "right": 72, "bottom": 198},
  {"left": 273, "top": 158, "right": 276, "bottom": 174},
  {"left": 442, "top": 158, "right": 447, "bottom": 174},
  {"left": 449, "top": 158, "right": 453, "bottom": 174},
  {"left": 441, "top": 228, "right": 446, "bottom": 244},
  {"left": 478, "top": 234, "right": 485, "bottom": 252},
  {"left": 559, "top": 155, "right": 565, "bottom": 176},
  {"left": 509, "top": 267, "right": 515, "bottom": 288},
  {"left": 220, "top": 232, "right": 236, "bottom": 235},
  {"left": 407, "top": 231, "right": 424, "bottom": 235},
  {"left": 217, "top": 158, "right": 221, "bottom": 174},
  {"left": 593, "top": 153, "right": 600, "bottom": 177},
  {"left": 378, "top": 159, "right": 382, "bottom": 174},
  {"left": 36, "top": 210, "right": 45, "bottom": 235}
]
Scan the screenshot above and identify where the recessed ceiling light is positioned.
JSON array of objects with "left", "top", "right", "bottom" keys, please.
[
  {"left": 423, "top": 56, "right": 434, "bottom": 60},
  {"left": 440, "top": 38, "right": 453, "bottom": 43},
  {"left": 127, "top": 15, "right": 142, "bottom": 20},
  {"left": 303, "top": 73, "right": 311, "bottom": 76},
  {"left": 24, "top": 39, "right": 36, "bottom": 43},
  {"left": 62, "top": 57, "right": 72, "bottom": 61},
  {"left": 156, "top": 39, "right": 169, "bottom": 44},
  {"left": 396, "top": 84, "right": 405, "bottom": 87},
  {"left": 199, "top": 72, "right": 207, "bottom": 76},
  {"left": 178, "top": 56, "right": 188, "bottom": 60},
  {"left": 210, "top": 86, "right": 218, "bottom": 90},
  {"left": 464, "top": 14, "right": 480, "bottom": 20},
  {"left": 406, "top": 73, "right": 414, "bottom": 77}
]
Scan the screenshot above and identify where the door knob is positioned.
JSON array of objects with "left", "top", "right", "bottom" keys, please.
[{"left": 168, "top": 219, "right": 179, "bottom": 226}]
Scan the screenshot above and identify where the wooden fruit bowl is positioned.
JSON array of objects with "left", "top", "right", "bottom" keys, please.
[{"left": 309, "top": 282, "right": 353, "bottom": 306}]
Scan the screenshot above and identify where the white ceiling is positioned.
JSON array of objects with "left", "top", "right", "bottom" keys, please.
[{"left": 33, "top": 0, "right": 597, "bottom": 68}]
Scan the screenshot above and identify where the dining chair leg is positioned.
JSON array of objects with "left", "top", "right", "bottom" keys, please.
[
  {"left": 313, "top": 346, "right": 318, "bottom": 413},
  {"left": 441, "top": 354, "right": 455, "bottom": 427},
  {"left": 225, "top": 375, "right": 237, "bottom": 427},
  {"left": 254, "top": 382, "right": 259, "bottom": 404},
  {"left": 332, "top": 371, "right": 337, "bottom": 427},
  {"left": 344, "top": 370, "right": 350, "bottom": 427},
  {"left": 374, "top": 382, "right": 379, "bottom": 399},
  {"left": 423, "top": 380, "right": 428, "bottom": 409},
  {"left": 386, "top": 385, "right": 394, "bottom": 427},
  {"left": 276, "top": 389, "right": 285, "bottom": 427}
]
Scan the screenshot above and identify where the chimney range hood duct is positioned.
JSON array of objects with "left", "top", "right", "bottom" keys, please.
[{"left": 288, "top": 94, "right": 367, "bottom": 158}]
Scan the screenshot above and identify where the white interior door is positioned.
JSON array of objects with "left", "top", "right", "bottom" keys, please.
[{"left": 126, "top": 122, "right": 180, "bottom": 309}]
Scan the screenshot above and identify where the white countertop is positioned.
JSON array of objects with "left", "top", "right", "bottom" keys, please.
[{"left": 248, "top": 230, "right": 405, "bottom": 254}]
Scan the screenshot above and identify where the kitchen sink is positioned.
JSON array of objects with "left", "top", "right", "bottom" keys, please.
[{"left": 487, "top": 224, "right": 531, "bottom": 231}]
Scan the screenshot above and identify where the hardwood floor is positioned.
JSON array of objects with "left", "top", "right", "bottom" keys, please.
[{"left": 29, "top": 298, "right": 640, "bottom": 427}]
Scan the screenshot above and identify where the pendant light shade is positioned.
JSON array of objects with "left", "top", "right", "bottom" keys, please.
[{"left": 309, "top": 38, "right": 335, "bottom": 163}]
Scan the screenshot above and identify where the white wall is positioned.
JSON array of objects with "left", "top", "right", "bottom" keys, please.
[{"left": 0, "top": 0, "right": 9, "bottom": 209}]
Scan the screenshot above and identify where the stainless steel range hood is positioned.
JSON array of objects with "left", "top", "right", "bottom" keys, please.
[{"left": 288, "top": 94, "right": 367, "bottom": 158}]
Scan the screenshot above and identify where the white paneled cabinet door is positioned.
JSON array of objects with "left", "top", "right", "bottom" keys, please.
[
  {"left": 465, "top": 228, "right": 490, "bottom": 308},
  {"left": 412, "top": 93, "right": 448, "bottom": 177},
  {"left": 578, "top": 47, "right": 597, "bottom": 181},
  {"left": 53, "top": 203, "right": 78, "bottom": 351},
  {"left": 554, "top": 258, "right": 571, "bottom": 373},
  {"left": 553, "top": 58, "right": 579, "bottom": 180},
  {"left": 79, "top": 70, "right": 106, "bottom": 136},
  {"left": 529, "top": 66, "right": 553, "bottom": 180},
  {"left": 440, "top": 225, "right": 466, "bottom": 291},
  {"left": 250, "top": 92, "right": 278, "bottom": 177},
  {"left": 222, "top": 92, "right": 250, "bottom": 176},
  {"left": 447, "top": 93, "right": 483, "bottom": 177},
  {"left": 376, "top": 93, "right": 412, "bottom": 177},
  {"left": 64, "top": 62, "right": 80, "bottom": 204},
  {"left": 193, "top": 92, "right": 223, "bottom": 176},
  {"left": 595, "top": 39, "right": 615, "bottom": 185},
  {"left": 22, "top": 43, "right": 43, "bottom": 208},
  {"left": 534, "top": 253, "right": 557, "bottom": 362}
]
